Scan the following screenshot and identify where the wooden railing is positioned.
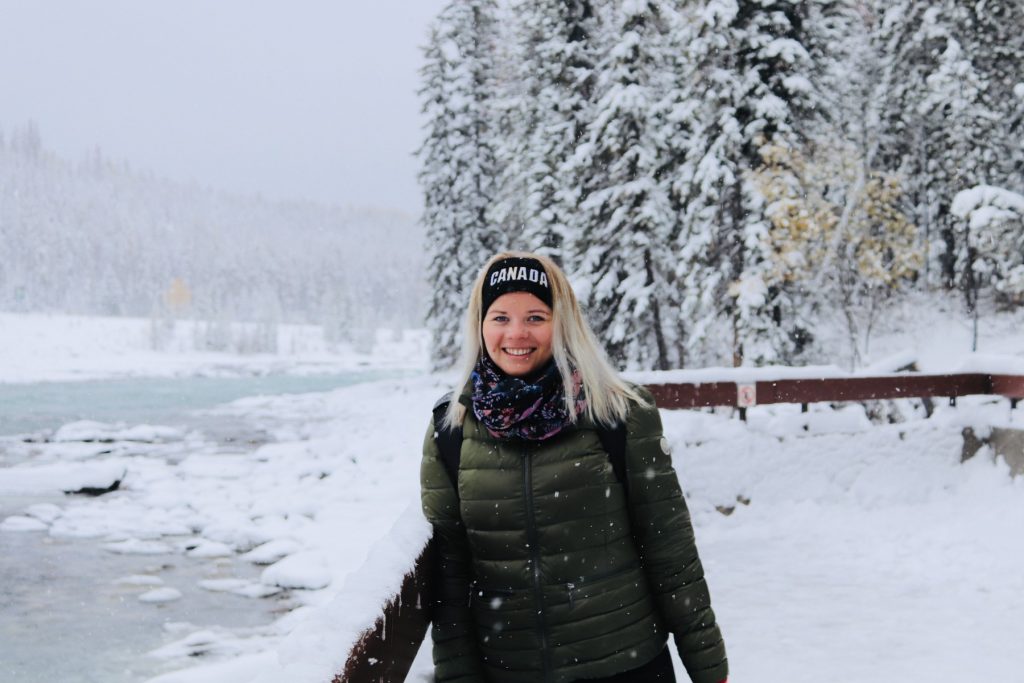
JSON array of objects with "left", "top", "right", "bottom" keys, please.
[
  {"left": 334, "top": 372, "right": 1024, "bottom": 682},
  {"left": 645, "top": 372, "right": 1024, "bottom": 418},
  {"left": 333, "top": 542, "right": 435, "bottom": 683}
]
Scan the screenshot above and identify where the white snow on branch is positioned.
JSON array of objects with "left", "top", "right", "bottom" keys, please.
[{"left": 952, "top": 185, "right": 1024, "bottom": 231}]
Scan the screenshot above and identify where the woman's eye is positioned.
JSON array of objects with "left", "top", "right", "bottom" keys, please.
[
  {"left": 492, "top": 315, "right": 508, "bottom": 323},
  {"left": 528, "top": 315, "right": 547, "bottom": 323}
]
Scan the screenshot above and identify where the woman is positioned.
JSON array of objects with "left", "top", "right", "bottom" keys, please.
[{"left": 421, "top": 252, "right": 728, "bottom": 683}]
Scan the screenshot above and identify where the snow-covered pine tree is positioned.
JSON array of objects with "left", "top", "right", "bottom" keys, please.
[
  {"left": 952, "top": 185, "right": 1024, "bottom": 312},
  {"left": 572, "top": 0, "right": 681, "bottom": 370},
  {"left": 875, "top": 1, "right": 1003, "bottom": 293},
  {"left": 418, "top": 0, "right": 505, "bottom": 370},
  {"left": 954, "top": 1, "right": 1024, "bottom": 195},
  {"left": 646, "top": 1, "right": 701, "bottom": 368},
  {"left": 493, "top": 0, "right": 600, "bottom": 266},
  {"left": 481, "top": 3, "right": 531, "bottom": 256},
  {"left": 1012, "top": 84, "right": 1024, "bottom": 166},
  {"left": 675, "top": 0, "right": 818, "bottom": 366}
]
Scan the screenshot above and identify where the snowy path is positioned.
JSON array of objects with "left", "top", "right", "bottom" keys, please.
[
  {"left": 682, "top": 414, "right": 1024, "bottom": 681},
  {"left": 3, "top": 374, "right": 1022, "bottom": 682}
]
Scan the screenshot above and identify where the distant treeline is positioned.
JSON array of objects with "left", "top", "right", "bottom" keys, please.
[
  {"left": 419, "top": 0, "right": 1024, "bottom": 371},
  {"left": 0, "top": 123, "right": 426, "bottom": 351}
]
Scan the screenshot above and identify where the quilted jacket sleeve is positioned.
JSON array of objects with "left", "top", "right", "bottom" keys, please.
[
  {"left": 420, "top": 420, "right": 488, "bottom": 683},
  {"left": 623, "top": 388, "right": 728, "bottom": 683}
]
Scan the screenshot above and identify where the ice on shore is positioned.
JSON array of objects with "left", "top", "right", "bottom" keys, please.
[
  {"left": 24, "top": 503, "right": 63, "bottom": 523},
  {"left": 232, "top": 583, "right": 283, "bottom": 598},
  {"left": 197, "top": 578, "right": 282, "bottom": 598},
  {"left": 139, "top": 587, "right": 183, "bottom": 603},
  {"left": 1, "top": 515, "right": 49, "bottom": 532},
  {"left": 114, "top": 574, "right": 165, "bottom": 587},
  {"left": 103, "top": 539, "right": 177, "bottom": 555},
  {"left": 53, "top": 420, "right": 186, "bottom": 444},
  {"left": 197, "top": 578, "right": 248, "bottom": 592}
]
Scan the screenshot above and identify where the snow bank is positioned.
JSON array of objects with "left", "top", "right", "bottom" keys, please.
[
  {"left": 252, "top": 503, "right": 432, "bottom": 683},
  {"left": 951, "top": 353, "right": 1024, "bottom": 375},
  {"left": 0, "top": 311, "right": 428, "bottom": 384}
]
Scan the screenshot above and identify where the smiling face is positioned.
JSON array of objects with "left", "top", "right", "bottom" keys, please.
[{"left": 481, "top": 291, "right": 555, "bottom": 377}]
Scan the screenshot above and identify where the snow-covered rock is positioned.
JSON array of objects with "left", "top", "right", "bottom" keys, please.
[
  {"left": 0, "top": 461, "right": 125, "bottom": 495},
  {"left": 260, "top": 551, "right": 332, "bottom": 591},
  {"left": 24, "top": 503, "right": 63, "bottom": 523},
  {"left": 232, "top": 583, "right": 282, "bottom": 599},
  {"left": 186, "top": 540, "right": 235, "bottom": 558},
  {"left": 241, "top": 538, "right": 302, "bottom": 565},
  {"left": 52, "top": 420, "right": 125, "bottom": 443},
  {"left": 197, "top": 579, "right": 248, "bottom": 592},
  {"left": 51, "top": 420, "right": 183, "bottom": 444},
  {"left": 139, "top": 587, "right": 183, "bottom": 603},
  {"left": 102, "top": 539, "right": 176, "bottom": 555}
]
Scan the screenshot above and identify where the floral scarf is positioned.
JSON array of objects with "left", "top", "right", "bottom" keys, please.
[{"left": 470, "top": 354, "right": 586, "bottom": 441}]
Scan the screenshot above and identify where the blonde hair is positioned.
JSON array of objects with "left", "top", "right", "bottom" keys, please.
[{"left": 443, "top": 250, "right": 648, "bottom": 429}]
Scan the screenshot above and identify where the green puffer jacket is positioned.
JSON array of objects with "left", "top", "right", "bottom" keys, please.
[{"left": 420, "top": 386, "right": 727, "bottom": 683}]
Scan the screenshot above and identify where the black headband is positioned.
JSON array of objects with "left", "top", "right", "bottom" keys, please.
[{"left": 481, "top": 257, "right": 553, "bottom": 315}]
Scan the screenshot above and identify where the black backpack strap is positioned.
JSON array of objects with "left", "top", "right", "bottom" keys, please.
[
  {"left": 596, "top": 421, "right": 629, "bottom": 497},
  {"left": 432, "top": 393, "right": 463, "bottom": 500}
]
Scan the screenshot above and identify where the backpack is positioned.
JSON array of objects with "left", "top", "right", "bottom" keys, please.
[{"left": 431, "top": 393, "right": 629, "bottom": 501}]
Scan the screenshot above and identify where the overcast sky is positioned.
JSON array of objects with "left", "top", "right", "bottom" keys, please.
[{"left": 0, "top": 0, "right": 448, "bottom": 214}]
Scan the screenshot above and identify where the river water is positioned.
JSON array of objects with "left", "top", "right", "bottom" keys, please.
[
  {"left": 0, "top": 370, "right": 406, "bottom": 682},
  {"left": 0, "top": 370, "right": 395, "bottom": 437}
]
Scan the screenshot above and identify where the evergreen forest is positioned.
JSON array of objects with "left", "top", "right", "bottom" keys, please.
[
  {"left": 419, "top": 0, "right": 1024, "bottom": 371},
  {"left": 0, "top": 123, "right": 426, "bottom": 352}
]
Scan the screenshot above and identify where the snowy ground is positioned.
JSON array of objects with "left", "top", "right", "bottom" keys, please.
[
  {"left": 0, "top": 312, "right": 429, "bottom": 383},
  {"left": 4, "top": 377, "right": 1023, "bottom": 682},
  {"left": 2, "top": 307, "right": 1024, "bottom": 682}
]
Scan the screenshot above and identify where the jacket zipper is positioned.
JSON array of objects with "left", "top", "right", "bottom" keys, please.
[{"left": 523, "top": 449, "right": 553, "bottom": 682}]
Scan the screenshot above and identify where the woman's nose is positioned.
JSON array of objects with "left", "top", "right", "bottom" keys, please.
[{"left": 508, "top": 321, "right": 529, "bottom": 337}]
